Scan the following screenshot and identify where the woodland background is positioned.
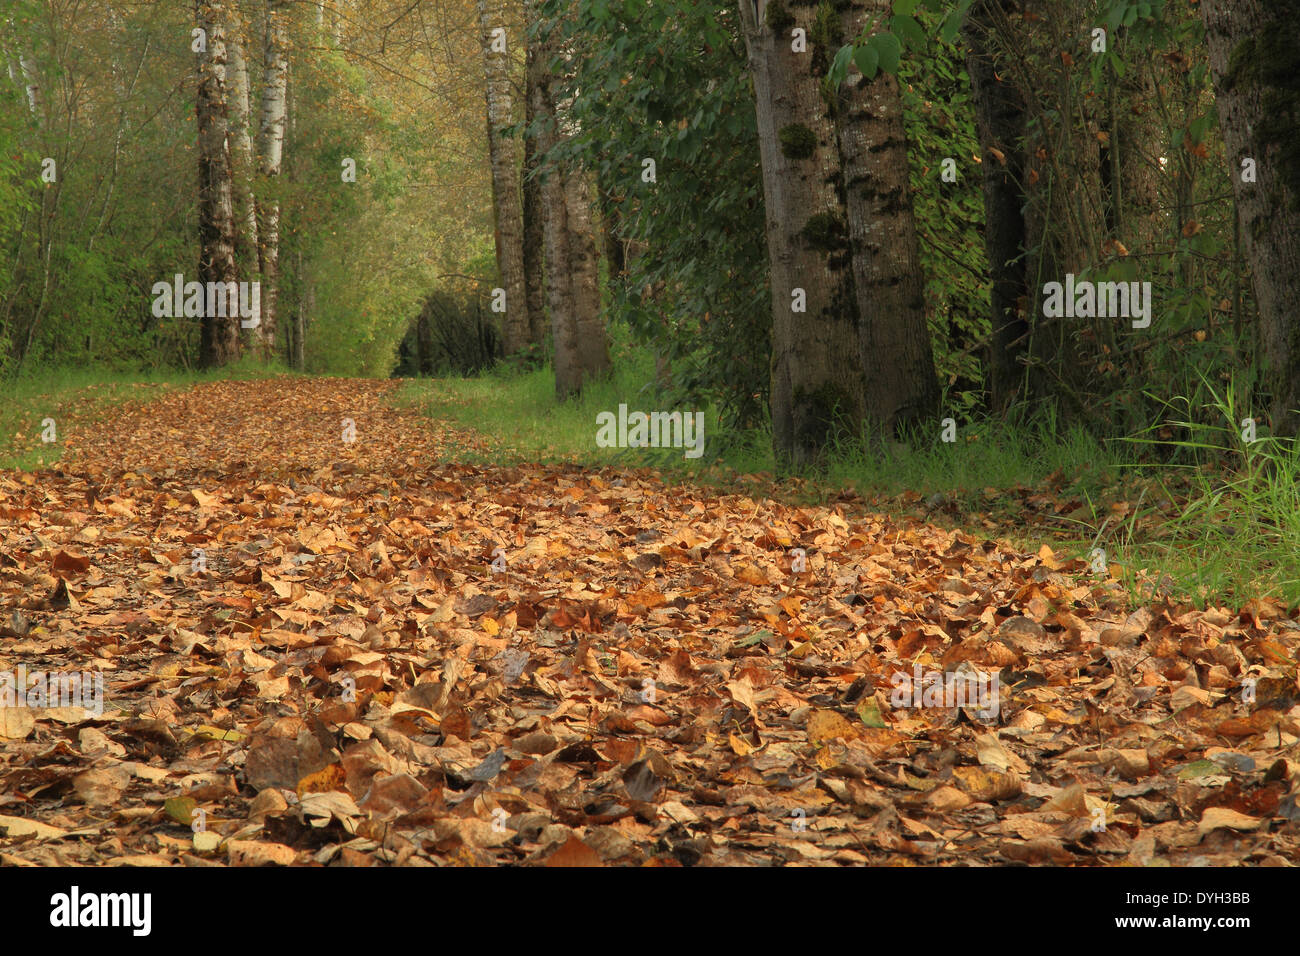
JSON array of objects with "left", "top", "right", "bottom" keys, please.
[{"left": 1, "top": 0, "right": 1298, "bottom": 604}]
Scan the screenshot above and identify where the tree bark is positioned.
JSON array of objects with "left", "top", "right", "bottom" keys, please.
[
  {"left": 834, "top": 0, "right": 939, "bottom": 434},
  {"left": 478, "top": 0, "right": 529, "bottom": 355},
  {"left": 255, "top": 0, "right": 288, "bottom": 362},
  {"left": 332, "top": 0, "right": 349, "bottom": 46},
  {"left": 228, "top": 6, "right": 259, "bottom": 280},
  {"left": 292, "top": 247, "right": 307, "bottom": 370},
  {"left": 195, "top": 0, "right": 241, "bottom": 368},
  {"left": 739, "top": 0, "right": 866, "bottom": 466},
  {"left": 530, "top": 6, "right": 610, "bottom": 399},
  {"left": 1113, "top": 55, "right": 1164, "bottom": 253},
  {"left": 965, "top": 0, "right": 1028, "bottom": 411},
  {"left": 522, "top": 37, "right": 547, "bottom": 349},
  {"left": 1202, "top": 0, "right": 1300, "bottom": 437},
  {"left": 17, "top": 47, "right": 39, "bottom": 115}
]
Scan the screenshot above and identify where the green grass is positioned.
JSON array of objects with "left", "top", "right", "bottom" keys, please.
[
  {"left": 391, "top": 333, "right": 727, "bottom": 475},
  {"left": 395, "top": 348, "right": 1133, "bottom": 556},
  {"left": 1105, "top": 379, "right": 1300, "bottom": 609},
  {"left": 0, "top": 358, "right": 292, "bottom": 469}
]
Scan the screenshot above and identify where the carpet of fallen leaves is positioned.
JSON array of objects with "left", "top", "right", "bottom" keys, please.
[{"left": 1, "top": 377, "right": 1299, "bottom": 867}]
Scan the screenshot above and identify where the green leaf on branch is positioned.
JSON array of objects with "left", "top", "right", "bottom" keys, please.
[
  {"left": 892, "top": 13, "right": 927, "bottom": 48},
  {"left": 830, "top": 43, "right": 854, "bottom": 87},
  {"left": 854, "top": 42, "right": 880, "bottom": 79},
  {"left": 873, "top": 32, "right": 902, "bottom": 74}
]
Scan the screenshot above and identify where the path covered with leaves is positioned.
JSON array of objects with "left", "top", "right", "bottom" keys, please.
[{"left": 1, "top": 378, "right": 1297, "bottom": 866}]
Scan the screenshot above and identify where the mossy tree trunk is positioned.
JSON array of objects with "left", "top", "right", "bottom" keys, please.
[
  {"left": 833, "top": 0, "right": 939, "bottom": 435},
  {"left": 739, "top": 0, "right": 866, "bottom": 467},
  {"left": 1203, "top": 0, "right": 1300, "bottom": 437}
]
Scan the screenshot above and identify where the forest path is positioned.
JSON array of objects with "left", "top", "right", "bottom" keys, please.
[{"left": 0, "top": 377, "right": 1294, "bottom": 865}]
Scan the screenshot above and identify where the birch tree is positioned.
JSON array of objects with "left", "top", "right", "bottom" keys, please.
[
  {"left": 255, "top": 0, "right": 288, "bottom": 361},
  {"left": 478, "top": 0, "right": 529, "bottom": 355},
  {"left": 195, "top": 0, "right": 241, "bottom": 367},
  {"left": 227, "top": 2, "right": 258, "bottom": 280}
]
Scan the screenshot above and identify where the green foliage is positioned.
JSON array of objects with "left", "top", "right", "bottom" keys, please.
[
  {"left": 537, "top": 0, "right": 770, "bottom": 430},
  {"left": 895, "top": 8, "right": 986, "bottom": 420},
  {"left": 0, "top": 1, "right": 475, "bottom": 381},
  {"left": 281, "top": 44, "right": 427, "bottom": 376},
  {"left": 829, "top": 0, "right": 973, "bottom": 86},
  {"left": 394, "top": 287, "right": 500, "bottom": 378}
]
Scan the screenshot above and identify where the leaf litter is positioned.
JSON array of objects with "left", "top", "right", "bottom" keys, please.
[{"left": 0, "top": 378, "right": 1297, "bottom": 866}]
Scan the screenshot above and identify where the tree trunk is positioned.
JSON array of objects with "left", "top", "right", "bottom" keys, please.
[
  {"left": 965, "top": 0, "right": 1028, "bottom": 411},
  {"left": 17, "top": 48, "right": 39, "bottom": 115},
  {"left": 255, "top": 0, "right": 288, "bottom": 362},
  {"left": 565, "top": 168, "right": 609, "bottom": 380},
  {"left": 739, "top": 0, "right": 866, "bottom": 466},
  {"left": 195, "top": 0, "right": 241, "bottom": 368},
  {"left": 332, "top": 0, "right": 349, "bottom": 46},
  {"left": 1202, "top": 0, "right": 1300, "bottom": 437},
  {"left": 293, "top": 248, "right": 308, "bottom": 370},
  {"left": 531, "top": 7, "right": 610, "bottom": 399},
  {"left": 529, "top": 11, "right": 576, "bottom": 394},
  {"left": 478, "top": 0, "right": 529, "bottom": 355},
  {"left": 228, "top": 8, "right": 259, "bottom": 281},
  {"left": 835, "top": 0, "right": 939, "bottom": 434},
  {"left": 522, "top": 39, "right": 547, "bottom": 349}
]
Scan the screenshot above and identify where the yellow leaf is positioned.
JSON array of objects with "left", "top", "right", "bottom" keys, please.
[
  {"left": 191, "top": 724, "right": 245, "bottom": 743},
  {"left": 165, "top": 796, "right": 198, "bottom": 826},
  {"left": 298, "top": 762, "right": 347, "bottom": 796},
  {"left": 188, "top": 489, "right": 219, "bottom": 507},
  {"left": 807, "top": 708, "right": 859, "bottom": 745}
]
